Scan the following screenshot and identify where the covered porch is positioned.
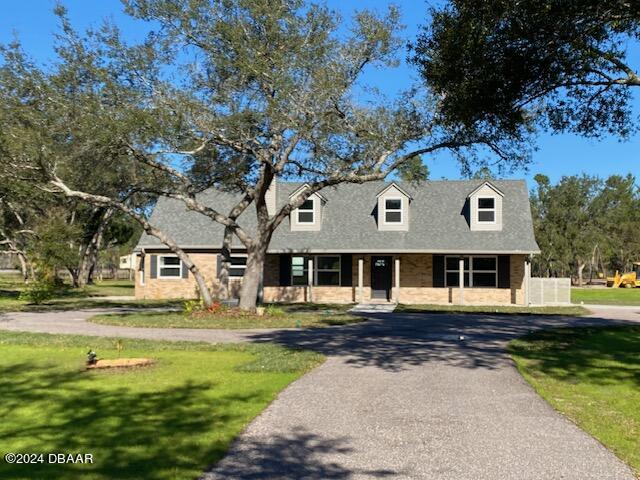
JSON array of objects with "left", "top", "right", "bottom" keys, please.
[{"left": 263, "top": 253, "right": 530, "bottom": 306}]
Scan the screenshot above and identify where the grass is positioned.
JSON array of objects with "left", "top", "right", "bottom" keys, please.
[
  {"left": 89, "top": 304, "right": 363, "bottom": 329},
  {"left": 0, "top": 331, "right": 323, "bottom": 480},
  {"left": 509, "top": 326, "right": 640, "bottom": 476},
  {"left": 572, "top": 287, "right": 640, "bottom": 306},
  {"left": 396, "top": 303, "right": 590, "bottom": 316},
  {"left": 0, "top": 273, "right": 179, "bottom": 313}
]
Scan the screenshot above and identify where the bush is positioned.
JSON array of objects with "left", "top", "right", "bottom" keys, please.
[
  {"left": 264, "top": 305, "right": 285, "bottom": 317},
  {"left": 183, "top": 299, "right": 204, "bottom": 315},
  {"left": 18, "top": 280, "right": 57, "bottom": 305}
]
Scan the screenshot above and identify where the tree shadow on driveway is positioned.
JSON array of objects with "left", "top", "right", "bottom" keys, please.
[
  {"left": 245, "top": 312, "right": 633, "bottom": 372},
  {"left": 202, "top": 426, "right": 396, "bottom": 480}
]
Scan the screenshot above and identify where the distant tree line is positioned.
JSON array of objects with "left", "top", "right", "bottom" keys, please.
[
  {"left": 530, "top": 173, "right": 640, "bottom": 285},
  {"left": 0, "top": 180, "right": 141, "bottom": 286}
]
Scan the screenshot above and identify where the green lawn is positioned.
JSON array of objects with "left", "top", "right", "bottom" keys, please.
[
  {"left": 509, "top": 326, "right": 640, "bottom": 476},
  {"left": 89, "top": 304, "right": 363, "bottom": 329},
  {"left": 396, "top": 303, "right": 590, "bottom": 316},
  {"left": 572, "top": 287, "right": 640, "bottom": 306},
  {"left": 0, "top": 331, "right": 323, "bottom": 480},
  {"left": 0, "top": 273, "right": 178, "bottom": 313}
]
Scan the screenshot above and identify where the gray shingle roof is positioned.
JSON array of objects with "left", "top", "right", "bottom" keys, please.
[{"left": 136, "top": 180, "right": 540, "bottom": 253}]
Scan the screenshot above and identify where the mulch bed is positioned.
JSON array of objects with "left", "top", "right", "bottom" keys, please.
[{"left": 87, "top": 358, "right": 155, "bottom": 370}]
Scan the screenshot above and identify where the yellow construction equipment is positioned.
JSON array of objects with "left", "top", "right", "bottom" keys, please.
[{"left": 607, "top": 262, "right": 640, "bottom": 288}]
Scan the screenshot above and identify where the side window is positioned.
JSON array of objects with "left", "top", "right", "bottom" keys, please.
[
  {"left": 158, "top": 256, "right": 181, "bottom": 278},
  {"left": 477, "top": 197, "right": 496, "bottom": 222},
  {"left": 229, "top": 255, "right": 247, "bottom": 278}
]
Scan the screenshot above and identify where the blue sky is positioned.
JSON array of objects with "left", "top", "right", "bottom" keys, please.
[{"left": 2, "top": 0, "right": 638, "bottom": 186}]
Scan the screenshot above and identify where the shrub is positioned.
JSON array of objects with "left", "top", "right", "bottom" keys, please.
[
  {"left": 18, "top": 280, "right": 57, "bottom": 305},
  {"left": 264, "top": 305, "right": 285, "bottom": 317},
  {"left": 183, "top": 299, "right": 204, "bottom": 315}
]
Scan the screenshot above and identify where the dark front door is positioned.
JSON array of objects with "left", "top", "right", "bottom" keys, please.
[{"left": 371, "top": 256, "right": 392, "bottom": 300}]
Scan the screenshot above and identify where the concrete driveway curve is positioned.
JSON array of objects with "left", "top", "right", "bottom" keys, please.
[{"left": 0, "top": 306, "right": 638, "bottom": 479}]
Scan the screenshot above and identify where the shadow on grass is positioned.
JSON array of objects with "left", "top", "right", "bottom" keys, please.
[
  {"left": 0, "top": 361, "right": 251, "bottom": 479},
  {"left": 203, "top": 426, "right": 396, "bottom": 480},
  {"left": 276, "top": 303, "right": 354, "bottom": 313},
  {"left": 509, "top": 325, "right": 640, "bottom": 387}
]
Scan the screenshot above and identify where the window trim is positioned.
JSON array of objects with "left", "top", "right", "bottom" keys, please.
[
  {"left": 228, "top": 253, "right": 248, "bottom": 278},
  {"left": 290, "top": 255, "right": 342, "bottom": 286},
  {"left": 444, "top": 255, "right": 497, "bottom": 288},
  {"left": 314, "top": 255, "right": 341, "bottom": 286},
  {"left": 382, "top": 197, "right": 403, "bottom": 225},
  {"left": 157, "top": 255, "right": 182, "bottom": 279},
  {"left": 477, "top": 197, "right": 496, "bottom": 224},
  {"left": 296, "top": 198, "right": 315, "bottom": 224},
  {"left": 139, "top": 255, "right": 145, "bottom": 286},
  {"left": 291, "top": 255, "right": 309, "bottom": 286}
]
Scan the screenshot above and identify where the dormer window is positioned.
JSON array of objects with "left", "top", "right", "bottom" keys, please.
[
  {"left": 297, "top": 199, "right": 315, "bottom": 223},
  {"left": 468, "top": 181, "right": 503, "bottom": 231},
  {"left": 384, "top": 198, "right": 403, "bottom": 224},
  {"left": 477, "top": 197, "right": 496, "bottom": 223},
  {"left": 376, "top": 183, "right": 412, "bottom": 231},
  {"left": 289, "top": 185, "right": 325, "bottom": 231}
]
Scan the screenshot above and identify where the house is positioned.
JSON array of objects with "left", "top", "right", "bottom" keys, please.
[
  {"left": 133, "top": 179, "right": 540, "bottom": 305},
  {"left": 119, "top": 253, "right": 137, "bottom": 270}
]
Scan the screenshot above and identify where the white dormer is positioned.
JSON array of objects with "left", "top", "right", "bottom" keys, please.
[
  {"left": 376, "top": 183, "right": 412, "bottom": 231},
  {"left": 468, "top": 181, "right": 504, "bottom": 231},
  {"left": 289, "top": 184, "right": 327, "bottom": 231}
]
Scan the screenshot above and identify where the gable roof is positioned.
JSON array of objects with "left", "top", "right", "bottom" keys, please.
[
  {"left": 136, "top": 179, "right": 540, "bottom": 254},
  {"left": 467, "top": 181, "right": 504, "bottom": 197},
  {"left": 288, "top": 183, "right": 328, "bottom": 202},
  {"left": 375, "top": 182, "right": 413, "bottom": 200}
]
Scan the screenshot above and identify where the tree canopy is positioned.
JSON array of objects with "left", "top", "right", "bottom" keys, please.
[
  {"left": 411, "top": 0, "right": 640, "bottom": 140},
  {"left": 1, "top": 0, "right": 532, "bottom": 309}
]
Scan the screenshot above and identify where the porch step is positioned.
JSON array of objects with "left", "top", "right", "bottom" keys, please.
[{"left": 348, "top": 303, "right": 397, "bottom": 314}]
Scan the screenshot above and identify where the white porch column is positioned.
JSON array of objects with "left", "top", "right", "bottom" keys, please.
[
  {"left": 358, "top": 257, "right": 364, "bottom": 303},
  {"left": 525, "top": 257, "right": 531, "bottom": 306},
  {"left": 459, "top": 256, "right": 465, "bottom": 305},
  {"left": 307, "top": 257, "right": 314, "bottom": 303},
  {"left": 394, "top": 257, "right": 400, "bottom": 302}
]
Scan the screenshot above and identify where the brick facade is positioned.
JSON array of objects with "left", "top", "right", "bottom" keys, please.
[{"left": 136, "top": 251, "right": 527, "bottom": 305}]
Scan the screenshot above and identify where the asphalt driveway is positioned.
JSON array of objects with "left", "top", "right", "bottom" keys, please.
[{"left": 0, "top": 306, "right": 638, "bottom": 479}]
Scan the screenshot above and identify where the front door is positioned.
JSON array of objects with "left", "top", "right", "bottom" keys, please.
[{"left": 371, "top": 256, "right": 392, "bottom": 300}]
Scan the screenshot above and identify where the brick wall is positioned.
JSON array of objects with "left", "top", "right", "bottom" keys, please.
[
  {"left": 135, "top": 252, "right": 242, "bottom": 300},
  {"left": 136, "top": 251, "right": 527, "bottom": 306}
]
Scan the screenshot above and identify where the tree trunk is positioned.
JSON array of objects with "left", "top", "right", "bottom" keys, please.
[
  {"left": 69, "top": 269, "right": 81, "bottom": 288},
  {"left": 577, "top": 261, "right": 586, "bottom": 287},
  {"left": 238, "top": 244, "right": 266, "bottom": 311},
  {"left": 16, "top": 252, "right": 33, "bottom": 282},
  {"left": 218, "top": 226, "right": 233, "bottom": 299},
  {"left": 76, "top": 208, "right": 113, "bottom": 288}
]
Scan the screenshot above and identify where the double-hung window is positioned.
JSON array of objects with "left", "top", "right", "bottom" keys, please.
[
  {"left": 297, "top": 199, "right": 314, "bottom": 224},
  {"left": 158, "top": 255, "right": 182, "bottom": 278},
  {"left": 444, "top": 256, "right": 497, "bottom": 287},
  {"left": 315, "top": 256, "right": 341, "bottom": 286},
  {"left": 290, "top": 255, "right": 341, "bottom": 286},
  {"left": 471, "top": 256, "right": 497, "bottom": 287},
  {"left": 291, "top": 256, "right": 309, "bottom": 285},
  {"left": 477, "top": 197, "right": 496, "bottom": 223},
  {"left": 228, "top": 255, "right": 247, "bottom": 278},
  {"left": 445, "top": 256, "right": 469, "bottom": 287},
  {"left": 384, "top": 198, "right": 402, "bottom": 224}
]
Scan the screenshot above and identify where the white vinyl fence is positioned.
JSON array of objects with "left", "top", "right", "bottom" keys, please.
[{"left": 529, "top": 277, "right": 571, "bottom": 305}]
